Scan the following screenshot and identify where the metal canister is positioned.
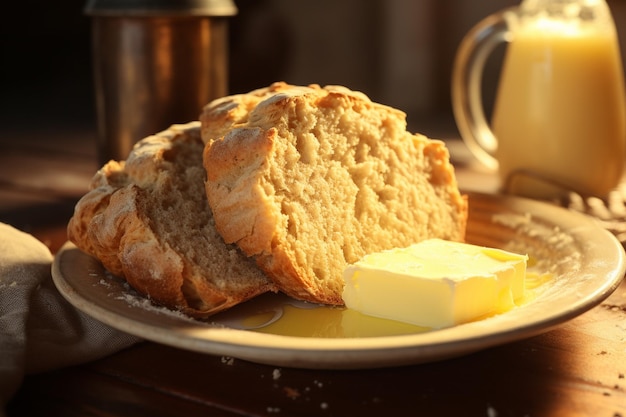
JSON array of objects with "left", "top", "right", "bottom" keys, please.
[{"left": 85, "top": 0, "right": 237, "bottom": 164}]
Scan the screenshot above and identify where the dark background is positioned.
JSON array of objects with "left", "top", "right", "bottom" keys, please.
[
  {"left": 2, "top": 0, "right": 625, "bottom": 144},
  {"left": 0, "top": 0, "right": 94, "bottom": 129},
  {"left": 0, "top": 0, "right": 508, "bottom": 139}
]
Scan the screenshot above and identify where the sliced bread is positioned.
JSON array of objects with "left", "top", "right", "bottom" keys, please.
[
  {"left": 201, "top": 82, "right": 468, "bottom": 305},
  {"left": 67, "top": 122, "right": 276, "bottom": 317}
]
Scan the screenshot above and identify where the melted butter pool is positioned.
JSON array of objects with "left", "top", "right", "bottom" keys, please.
[
  {"left": 209, "top": 269, "right": 554, "bottom": 338},
  {"left": 211, "top": 293, "right": 429, "bottom": 338}
]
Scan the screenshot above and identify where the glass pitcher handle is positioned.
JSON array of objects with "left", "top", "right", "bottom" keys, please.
[{"left": 451, "top": 8, "right": 517, "bottom": 170}]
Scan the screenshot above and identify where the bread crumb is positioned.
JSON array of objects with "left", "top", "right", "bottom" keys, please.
[
  {"left": 220, "top": 356, "right": 234, "bottom": 365},
  {"left": 98, "top": 279, "right": 112, "bottom": 288},
  {"left": 283, "top": 387, "right": 300, "bottom": 399},
  {"left": 487, "top": 404, "right": 497, "bottom": 417},
  {"left": 320, "top": 402, "right": 329, "bottom": 410},
  {"left": 273, "top": 368, "right": 282, "bottom": 380},
  {"left": 266, "top": 407, "right": 281, "bottom": 413}
]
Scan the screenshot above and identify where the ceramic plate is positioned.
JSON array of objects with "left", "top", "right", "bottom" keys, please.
[{"left": 51, "top": 192, "right": 626, "bottom": 369}]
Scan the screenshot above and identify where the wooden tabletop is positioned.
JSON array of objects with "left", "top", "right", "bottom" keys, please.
[{"left": 2, "top": 129, "right": 626, "bottom": 417}]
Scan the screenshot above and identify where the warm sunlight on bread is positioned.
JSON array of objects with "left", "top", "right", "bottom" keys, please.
[{"left": 201, "top": 82, "right": 468, "bottom": 305}]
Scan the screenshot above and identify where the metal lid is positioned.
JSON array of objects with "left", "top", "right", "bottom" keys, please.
[{"left": 85, "top": 0, "right": 237, "bottom": 16}]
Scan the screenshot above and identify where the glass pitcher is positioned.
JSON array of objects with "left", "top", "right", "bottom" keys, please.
[{"left": 452, "top": 0, "right": 626, "bottom": 199}]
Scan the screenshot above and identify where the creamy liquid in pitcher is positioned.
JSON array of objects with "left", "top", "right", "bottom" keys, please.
[{"left": 492, "top": 22, "right": 626, "bottom": 198}]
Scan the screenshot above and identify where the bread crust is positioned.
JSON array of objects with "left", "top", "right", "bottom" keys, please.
[
  {"left": 68, "top": 122, "right": 276, "bottom": 317},
  {"left": 202, "top": 83, "right": 468, "bottom": 305}
]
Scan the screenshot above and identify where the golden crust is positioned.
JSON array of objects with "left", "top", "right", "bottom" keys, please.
[
  {"left": 204, "top": 126, "right": 278, "bottom": 254},
  {"left": 68, "top": 122, "right": 276, "bottom": 318}
]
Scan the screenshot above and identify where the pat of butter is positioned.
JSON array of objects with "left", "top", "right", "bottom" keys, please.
[{"left": 342, "top": 239, "right": 527, "bottom": 329}]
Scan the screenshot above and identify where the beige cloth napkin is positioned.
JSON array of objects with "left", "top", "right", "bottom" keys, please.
[{"left": 0, "top": 223, "right": 141, "bottom": 414}]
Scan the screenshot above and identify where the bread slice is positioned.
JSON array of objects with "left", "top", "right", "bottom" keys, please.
[
  {"left": 67, "top": 122, "right": 276, "bottom": 318},
  {"left": 201, "top": 82, "right": 468, "bottom": 305}
]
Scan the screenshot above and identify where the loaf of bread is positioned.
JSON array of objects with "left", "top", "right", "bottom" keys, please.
[
  {"left": 201, "top": 82, "right": 468, "bottom": 305},
  {"left": 67, "top": 122, "right": 276, "bottom": 318}
]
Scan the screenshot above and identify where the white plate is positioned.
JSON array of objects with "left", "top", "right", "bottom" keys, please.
[{"left": 51, "top": 192, "right": 626, "bottom": 369}]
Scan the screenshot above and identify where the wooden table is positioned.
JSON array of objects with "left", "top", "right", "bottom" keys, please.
[{"left": 2, "top": 129, "right": 626, "bottom": 417}]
